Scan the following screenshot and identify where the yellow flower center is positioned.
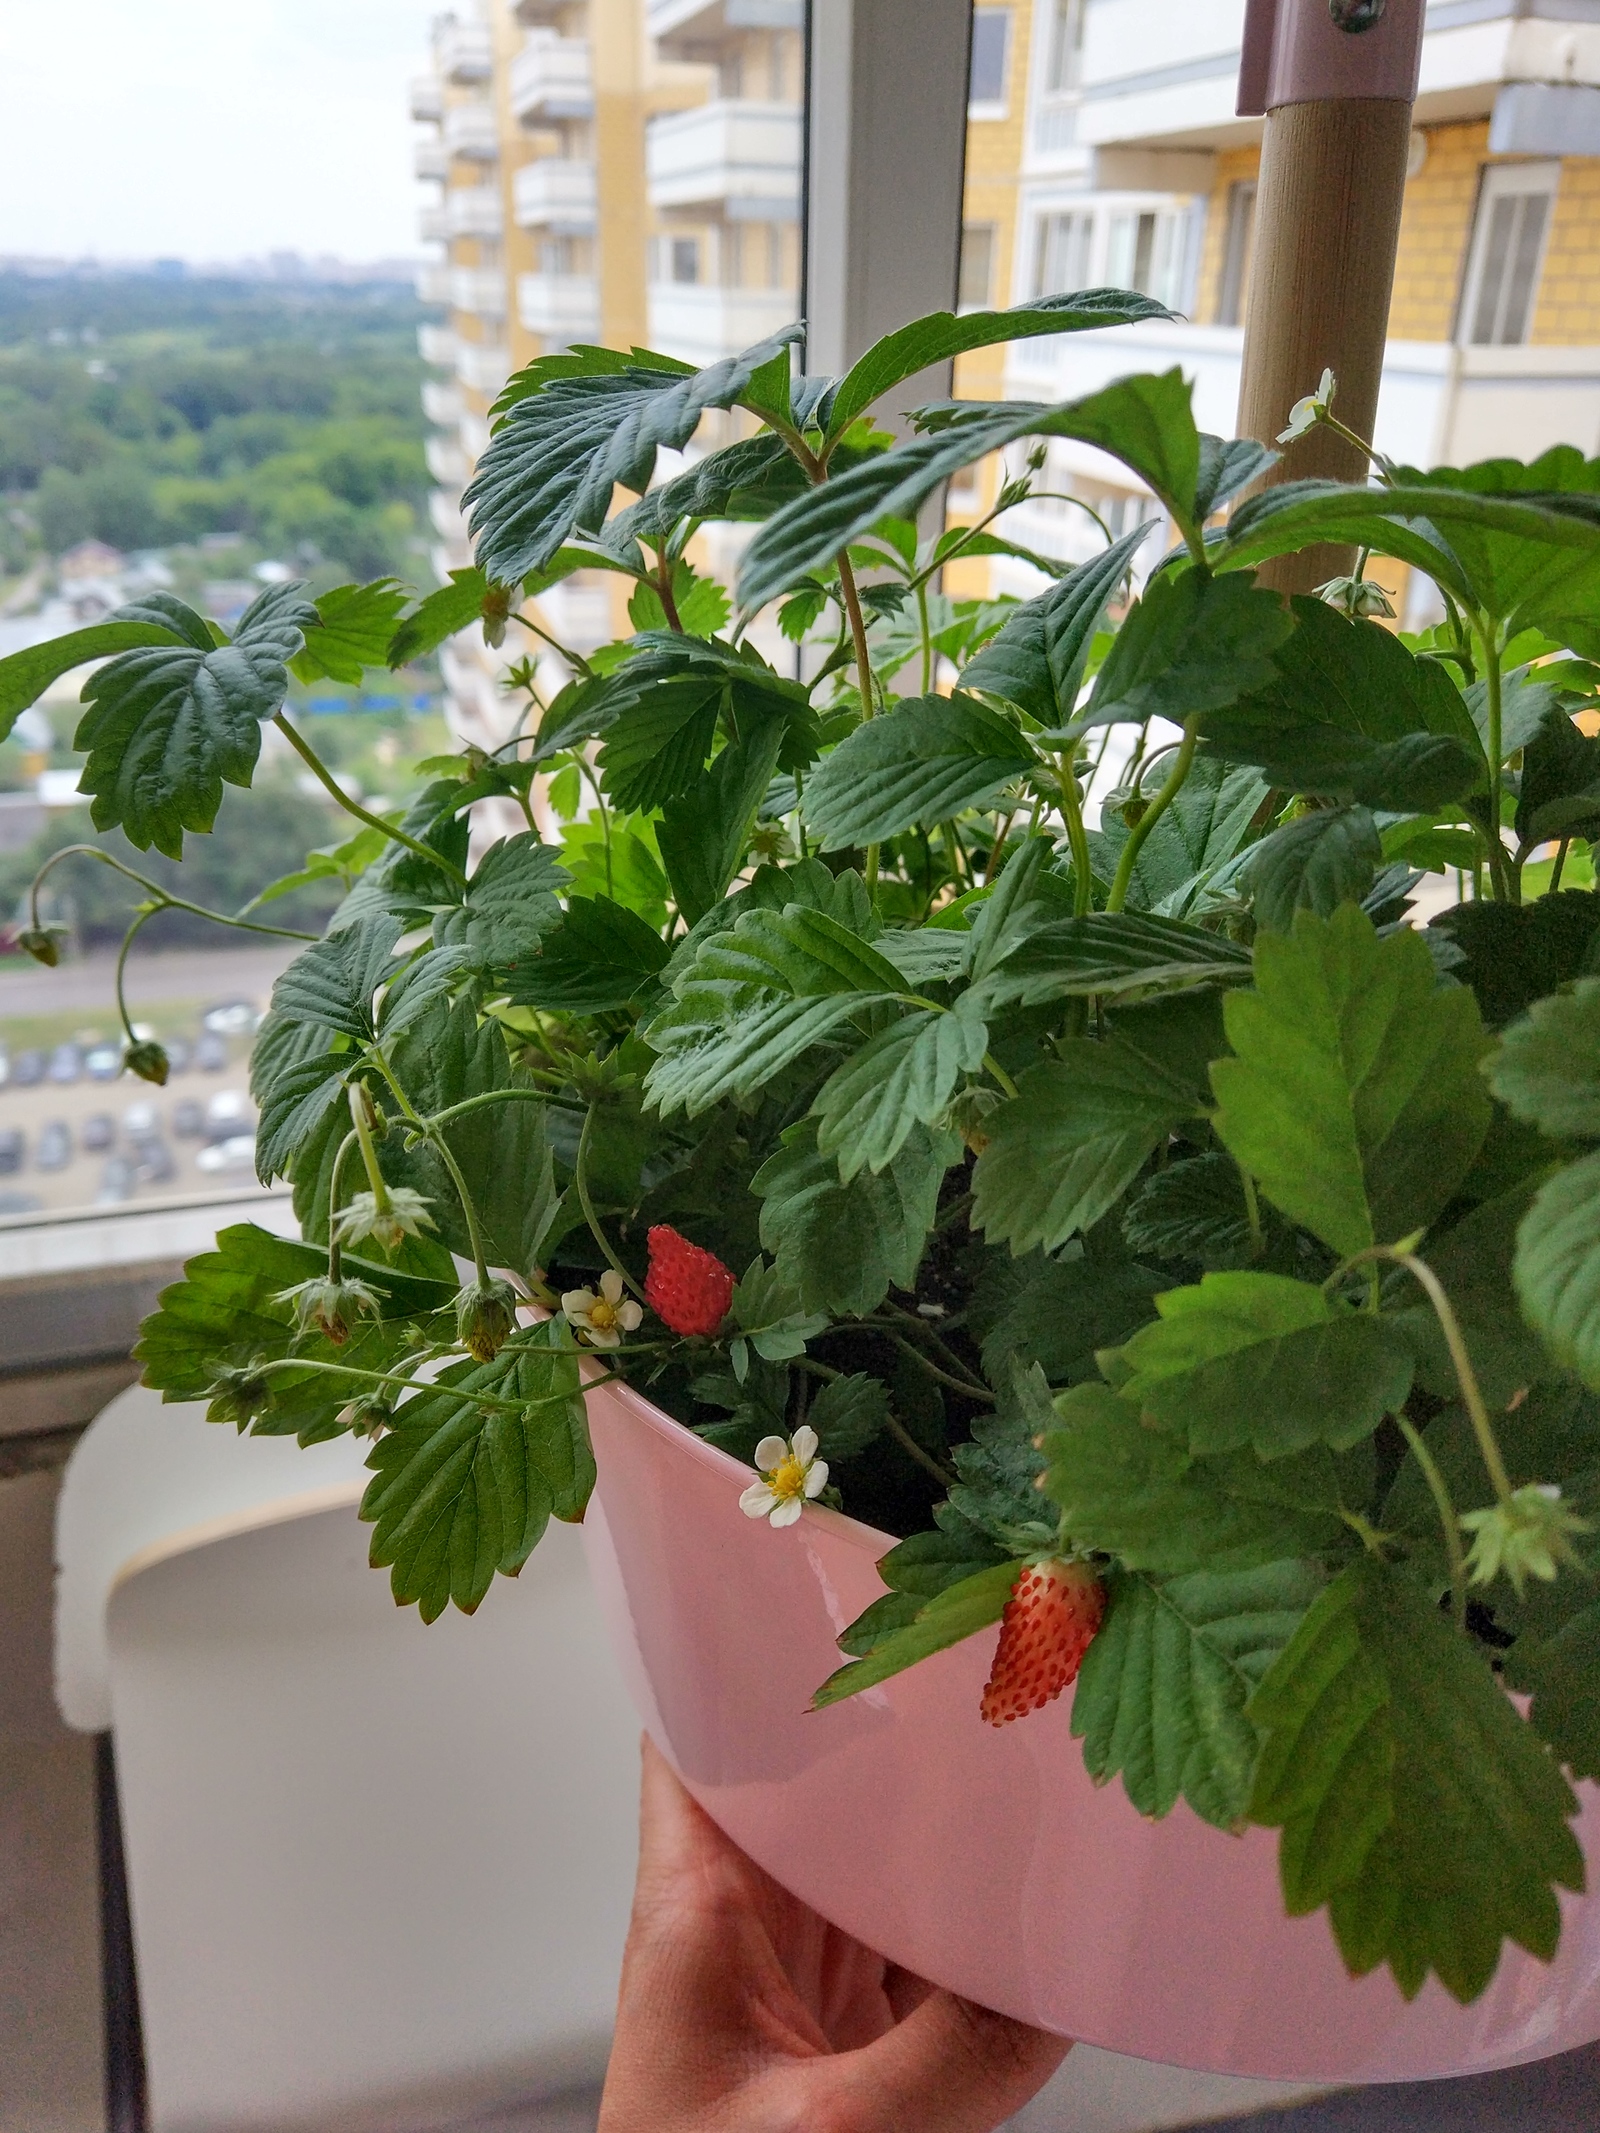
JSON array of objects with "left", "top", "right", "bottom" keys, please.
[
  {"left": 589, "top": 1296, "right": 621, "bottom": 1331},
  {"left": 769, "top": 1453, "right": 808, "bottom": 1500}
]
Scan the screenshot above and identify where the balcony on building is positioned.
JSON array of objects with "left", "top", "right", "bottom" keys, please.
[
  {"left": 512, "top": 158, "right": 598, "bottom": 233},
  {"left": 445, "top": 185, "right": 506, "bottom": 240},
  {"left": 419, "top": 202, "right": 448, "bottom": 244},
  {"left": 514, "top": 0, "right": 570, "bottom": 21},
  {"left": 414, "top": 137, "right": 449, "bottom": 182},
  {"left": 443, "top": 99, "right": 499, "bottom": 162},
  {"left": 426, "top": 433, "right": 471, "bottom": 488},
  {"left": 645, "top": 281, "right": 797, "bottom": 368},
  {"left": 418, "top": 322, "right": 459, "bottom": 367},
  {"left": 429, "top": 489, "right": 471, "bottom": 546},
  {"left": 436, "top": 17, "right": 493, "bottom": 84},
  {"left": 648, "top": 0, "right": 803, "bottom": 58},
  {"left": 509, "top": 34, "right": 595, "bottom": 124},
  {"left": 455, "top": 339, "right": 512, "bottom": 394},
  {"left": 421, "top": 378, "right": 465, "bottom": 427},
  {"left": 450, "top": 266, "right": 509, "bottom": 321},
  {"left": 460, "top": 409, "right": 493, "bottom": 461},
  {"left": 645, "top": 100, "right": 802, "bottom": 219},
  {"left": 409, "top": 74, "right": 444, "bottom": 122},
  {"left": 518, "top": 272, "right": 601, "bottom": 340},
  {"left": 415, "top": 261, "right": 453, "bottom": 306}
]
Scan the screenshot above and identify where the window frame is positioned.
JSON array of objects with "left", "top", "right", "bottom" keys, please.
[{"left": 1456, "top": 159, "right": 1559, "bottom": 349}]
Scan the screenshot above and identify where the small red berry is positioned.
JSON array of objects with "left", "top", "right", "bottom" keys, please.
[
  {"left": 980, "top": 1558, "right": 1105, "bottom": 1727},
  {"left": 644, "top": 1225, "right": 735, "bottom": 1338}
]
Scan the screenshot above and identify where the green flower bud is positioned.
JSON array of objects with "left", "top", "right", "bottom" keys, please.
[
  {"left": 336, "top": 1395, "right": 394, "bottom": 1439},
  {"left": 17, "top": 926, "right": 61, "bottom": 967},
  {"left": 456, "top": 1276, "right": 520, "bottom": 1363},
  {"left": 1461, "top": 1483, "right": 1593, "bottom": 1597},
  {"left": 206, "top": 1360, "right": 276, "bottom": 1430},
  {"left": 332, "top": 1187, "right": 436, "bottom": 1253},
  {"left": 125, "top": 1039, "right": 170, "bottom": 1086},
  {"left": 277, "top": 1274, "right": 382, "bottom": 1347}
]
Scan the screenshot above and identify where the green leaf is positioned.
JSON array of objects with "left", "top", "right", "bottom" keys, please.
[
  {"left": 754, "top": 1118, "right": 956, "bottom": 1317},
  {"left": 269, "top": 912, "right": 401, "bottom": 1043},
  {"left": 1488, "top": 978, "right": 1600, "bottom": 1141},
  {"left": 74, "top": 580, "right": 315, "bottom": 857},
  {"left": 1074, "top": 1561, "right": 1324, "bottom": 1828},
  {"left": 657, "top": 716, "right": 788, "bottom": 925},
  {"left": 1504, "top": 1597, "right": 1600, "bottom": 1781},
  {"left": 824, "top": 292, "right": 1171, "bottom": 437},
  {"left": 1089, "top": 756, "right": 1268, "bottom": 917},
  {"left": 1122, "top": 1153, "right": 1254, "bottom": 1268},
  {"left": 362, "top": 1327, "right": 592, "bottom": 1621},
  {"left": 811, "top": 1558, "right": 1022, "bottom": 1708},
  {"left": 1211, "top": 905, "right": 1493, "bottom": 1257},
  {"left": 1515, "top": 1149, "right": 1600, "bottom": 1388},
  {"left": 813, "top": 1002, "right": 989, "bottom": 1180},
  {"left": 465, "top": 330, "right": 802, "bottom": 581},
  {"left": 957, "top": 522, "right": 1153, "bottom": 723},
  {"left": 1387, "top": 1182, "right": 1556, "bottom": 1409},
  {"left": 388, "top": 568, "right": 492, "bottom": 666},
  {"left": 1430, "top": 891, "right": 1600, "bottom": 1030},
  {"left": 1516, "top": 705, "right": 1600, "bottom": 846},
  {"left": 1111, "top": 1271, "right": 1413, "bottom": 1458},
  {"left": 433, "top": 832, "right": 570, "bottom": 980},
  {"left": 1043, "top": 1382, "right": 1353, "bottom": 1573},
  {"left": 292, "top": 579, "right": 410, "bottom": 684},
  {"left": 806, "top": 1373, "right": 890, "bottom": 1462},
  {"left": 1247, "top": 806, "right": 1383, "bottom": 933},
  {"left": 800, "top": 693, "right": 1035, "bottom": 850},
  {"left": 975, "top": 911, "right": 1251, "bottom": 1011},
  {"left": 978, "top": 1251, "right": 1165, "bottom": 1389},
  {"left": 728, "top": 1258, "right": 829, "bottom": 1361},
  {"left": 0, "top": 610, "right": 198, "bottom": 741},
  {"left": 1247, "top": 1556, "right": 1584, "bottom": 2003},
  {"left": 1083, "top": 568, "right": 1294, "bottom": 732},
  {"left": 499, "top": 894, "right": 669, "bottom": 1013},
  {"left": 253, "top": 1049, "right": 349, "bottom": 1186},
  {"left": 972, "top": 1041, "right": 1206, "bottom": 1255},
  {"left": 947, "top": 1361, "right": 1059, "bottom": 1548}
]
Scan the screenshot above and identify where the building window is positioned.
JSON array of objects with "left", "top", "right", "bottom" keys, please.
[
  {"left": 1106, "top": 208, "right": 1183, "bottom": 308},
  {"left": 1459, "top": 161, "right": 1558, "bottom": 346},
  {"left": 1217, "top": 180, "right": 1256, "bottom": 327},
  {"left": 670, "top": 237, "right": 701, "bottom": 285},
  {"left": 1033, "top": 209, "right": 1092, "bottom": 297},
  {"left": 969, "top": 9, "right": 1012, "bottom": 112},
  {"left": 959, "top": 223, "right": 997, "bottom": 309},
  {"left": 1044, "top": 0, "right": 1085, "bottom": 95}
]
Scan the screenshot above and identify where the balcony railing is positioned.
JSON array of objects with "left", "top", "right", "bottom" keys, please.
[
  {"left": 419, "top": 203, "right": 449, "bottom": 243},
  {"left": 429, "top": 490, "right": 470, "bottom": 544},
  {"left": 645, "top": 100, "right": 802, "bottom": 217},
  {"left": 418, "top": 323, "right": 459, "bottom": 367},
  {"left": 645, "top": 281, "right": 798, "bottom": 368},
  {"left": 455, "top": 340, "right": 512, "bottom": 393},
  {"left": 445, "top": 185, "right": 505, "bottom": 239},
  {"left": 426, "top": 434, "right": 470, "bottom": 487},
  {"left": 443, "top": 100, "right": 499, "bottom": 162},
  {"left": 450, "top": 267, "right": 509, "bottom": 320},
  {"left": 648, "top": 0, "right": 803, "bottom": 55},
  {"left": 510, "top": 34, "right": 594, "bottom": 123},
  {"left": 436, "top": 18, "right": 493, "bottom": 84},
  {"left": 518, "top": 272, "right": 601, "bottom": 339},
  {"left": 512, "top": 158, "right": 598, "bottom": 232},
  {"left": 415, "top": 262, "right": 453, "bottom": 306},
  {"left": 414, "top": 138, "right": 448, "bottom": 181},
  {"left": 409, "top": 75, "right": 443, "bottom": 122},
  {"left": 421, "top": 379, "right": 464, "bottom": 427}
]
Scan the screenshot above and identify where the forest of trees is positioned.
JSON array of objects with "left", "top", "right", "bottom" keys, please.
[{"left": 0, "top": 272, "right": 430, "bottom": 583}]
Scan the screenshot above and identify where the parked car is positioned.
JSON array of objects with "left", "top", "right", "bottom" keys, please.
[
  {"left": 0, "top": 1190, "right": 43, "bottom": 1215},
  {"left": 34, "top": 1119, "right": 73, "bottom": 1172},
  {"left": 0, "top": 1044, "right": 10, "bottom": 1088},
  {"left": 202, "top": 1000, "right": 258, "bottom": 1037},
  {"left": 165, "top": 1037, "right": 192, "bottom": 1076},
  {"left": 47, "top": 1043, "right": 81, "bottom": 1085},
  {"left": 84, "top": 1043, "right": 122, "bottom": 1081},
  {"left": 11, "top": 1050, "right": 44, "bottom": 1088},
  {"left": 171, "top": 1100, "right": 205, "bottom": 1140},
  {"left": 0, "top": 1128, "right": 23, "bottom": 1175},
  {"left": 196, "top": 1134, "right": 256, "bottom": 1176},
  {"left": 97, "top": 1155, "right": 137, "bottom": 1204},
  {"left": 204, "top": 1090, "right": 253, "bottom": 1140},
  {"left": 135, "top": 1136, "right": 177, "bottom": 1186},
  {"left": 194, "top": 1032, "right": 228, "bottom": 1072},
  {"left": 81, "top": 1114, "right": 116, "bottom": 1154},
  {"left": 123, "top": 1103, "right": 160, "bottom": 1140}
]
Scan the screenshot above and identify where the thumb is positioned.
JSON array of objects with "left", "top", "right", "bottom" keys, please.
[{"left": 820, "top": 1985, "right": 1071, "bottom": 2133}]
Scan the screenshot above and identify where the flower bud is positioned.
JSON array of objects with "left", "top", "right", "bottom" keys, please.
[
  {"left": 336, "top": 1395, "right": 394, "bottom": 1439},
  {"left": 17, "top": 926, "right": 60, "bottom": 967},
  {"left": 206, "top": 1361, "right": 275, "bottom": 1430},
  {"left": 456, "top": 1275, "right": 520, "bottom": 1362},
  {"left": 278, "top": 1274, "right": 381, "bottom": 1347},
  {"left": 125, "top": 1039, "right": 170, "bottom": 1086}
]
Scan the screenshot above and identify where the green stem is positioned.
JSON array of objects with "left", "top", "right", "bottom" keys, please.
[
  {"left": 30, "top": 844, "right": 317, "bottom": 942},
  {"left": 886, "top": 1333, "right": 994, "bottom": 1404},
  {"left": 368, "top": 1052, "right": 491, "bottom": 1285},
  {"left": 1055, "top": 753, "right": 1095, "bottom": 917},
  {"left": 1550, "top": 837, "right": 1571, "bottom": 893},
  {"left": 575, "top": 756, "right": 614, "bottom": 900},
  {"left": 258, "top": 1354, "right": 620, "bottom": 1413},
  {"left": 1107, "top": 719, "right": 1198, "bottom": 914},
  {"left": 513, "top": 609, "right": 595, "bottom": 679},
  {"left": 982, "top": 1051, "right": 1020, "bottom": 1100},
  {"left": 424, "top": 1087, "right": 554, "bottom": 1131},
  {"left": 1475, "top": 623, "right": 1515, "bottom": 905},
  {"left": 1396, "top": 1412, "right": 1470, "bottom": 1634},
  {"left": 273, "top": 713, "right": 469, "bottom": 890},
  {"left": 114, "top": 907, "right": 159, "bottom": 1045},
  {"left": 349, "top": 1086, "right": 390, "bottom": 1208},
  {"left": 1240, "top": 1167, "right": 1263, "bottom": 1259},
  {"left": 575, "top": 1105, "right": 646, "bottom": 1302},
  {"left": 836, "top": 552, "right": 876, "bottom": 715},
  {"left": 917, "top": 581, "right": 933, "bottom": 695},
  {"left": 325, "top": 1128, "right": 359, "bottom": 1284}
]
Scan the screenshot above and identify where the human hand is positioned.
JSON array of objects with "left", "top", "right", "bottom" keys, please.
[{"left": 598, "top": 1737, "right": 1071, "bottom": 2133}]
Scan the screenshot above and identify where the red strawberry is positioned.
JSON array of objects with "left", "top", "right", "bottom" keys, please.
[
  {"left": 644, "top": 1224, "right": 735, "bottom": 1337},
  {"left": 980, "top": 1559, "right": 1105, "bottom": 1727}
]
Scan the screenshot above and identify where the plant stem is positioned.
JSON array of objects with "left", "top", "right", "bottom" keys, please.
[
  {"left": 368, "top": 1052, "right": 491, "bottom": 1285},
  {"left": 273, "top": 713, "right": 469, "bottom": 890},
  {"left": 1240, "top": 1167, "right": 1263, "bottom": 1259},
  {"left": 348, "top": 1086, "right": 390, "bottom": 1207},
  {"left": 1396, "top": 1412, "right": 1470, "bottom": 1634},
  {"left": 257, "top": 1354, "right": 607, "bottom": 1414},
  {"left": 512, "top": 609, "right": 595, "bottom": 679},
  {"left": 114, "top": 907, "right": 158, "bottom": 1045},
  {"left": 575, "top": 1105, "right": 646, "bottom": 1301},
  {"left": 654, "top": 559, "right": 684, "bottom": 633},
  {"left": 1550, "top": 837, "right": 1571, "bottom": 893},
  {"left": 1475, "top": 623, "right": 1516, "bottom": 905},
  {"left": 1055, "top": 752, "right": 1095, "bottom": 917},
  {"left": 982, "top": 1052, "right": 1020, "bottom": 1100},
  {"left": 424, "top": 1087, "right": 553, "bottom": 1131},
  {"left": 886, "top": 1333, "right": 994, "bottom": 1404},
  {"left": 575, "top": 756, "right": 614, "bottom": 900},
  {"left": 325, "top": 1128, "right": 359, "bottom": 1283},
  {"left": 30, "top": 843, "right": 317, "bottom": 943},
  {"left": 836, "top": 552, "right": 876, "bottom": 715},
  {"left": 1107, "top": 719, "right": 1198, "bottom": 914},
  {"left": 917, "top": 581, "right": 933, "bottom": 695}
]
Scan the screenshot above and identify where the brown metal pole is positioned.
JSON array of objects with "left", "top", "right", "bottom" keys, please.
[{"left": 1233, "top": 0, "right": 1426, "bottom": 596}]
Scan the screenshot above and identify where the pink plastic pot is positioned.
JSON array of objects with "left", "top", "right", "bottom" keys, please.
[{"left": 580, "top": 1374, "right": 1600, "bottom": 2084}]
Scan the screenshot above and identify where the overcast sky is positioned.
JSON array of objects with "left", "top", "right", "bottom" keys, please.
[{"left": 0, "top": 0, "right": 439, "bottom": 262}]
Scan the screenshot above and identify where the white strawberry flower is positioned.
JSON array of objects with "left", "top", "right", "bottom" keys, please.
[
  {"left": 1279, "top": 367, "right": 1337, "bottom": 443},
  {"left": 560, "top": 1268, "right": 643, "bottom": 1350},
  {"left": 739, "top": 1425, "right": 828, "bottom": 1528}
]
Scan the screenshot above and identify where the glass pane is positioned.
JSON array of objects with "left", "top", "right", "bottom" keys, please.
[
  {"left": 969, "top": 9, "right": 1014, "bottom": 107},
  {"left": 1218, "top": 180, "right": 1257, "bottom": 327},
  {"left": 1470, "top": 193, "right": 1520, "bottom": 346},
  {"left": 1501, "top": 191, "right": 1551, "bottom": 345}
]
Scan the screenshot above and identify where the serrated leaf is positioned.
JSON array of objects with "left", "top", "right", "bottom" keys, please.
[
  {"left": 811, "top": 1558, "right": 1021, "bottom": 1708},
  {"left": 1111, "top": 1271, "right": 1413, "bottom": 1458},
  {"left": 1122, "top": 1153, "right": 1253, "bottom": 1268},
  {"left": 1083, "top": 568, "right": 1294, "bottom": 732},
  {"left": 1488, "top": 978, "right": 1600, "bottom": 1141},
  {"left": 1505, "top": 1598, "right": 1600, "bottom": 1781},
  {"left": 813, "top": 1004, "right": 989, "bottom": 1180},
  {"left": 292, "top": 579, "right": 410, "bottom": 684},
  {"left": 269, "top": 912, "right": 402, "bottom": 1043},
  {"left": 800, "top": 692, "right": 1035, "bottom": 849},
  {"left": 1042, "top": 1382, "right": 1354, "bottom": 1573},
  {"left": 1089, "top": 755, "right": 1268, "bottom": 918},
  {"left": 753, "top": 1118, "right": 955, "bottom": 1318},
  {"left": 975, "top": 911, "right": 1251, "bottom": 1011},
  {"left": 1246, "top": 807, "right": 1383, "bottom": 932},
  {"left": 979, "top": 1252, "right": 1165, "bottom": 1388},
  {"left": 1515, "top": 1149, "right": 1600, "bottom": 1387},
  {"left": 1429, "top": 892, "right": 1600, "bottom": 1030},
  {"left": 1074, "top": 1561, "right": 1324, "bottom": 1828},
  {"left": 1516, "top": 705, "right": 1600, "bottom": 845},
  {"left": 1388, "top": 1182, "right": 1557, "bottom": 1408},
  {"left": 432, "top": 831, "right": 569, "bottom": 980},
  {"left": 972, "top": 1042, "right": 1205, "bottom": 1255},
  {"left": 729, "top": 1258, "right": 828, "bottom": 1361},
  {"left": 1247, "top": 1556, "right": 1584, "bottom": 2003},
  {"left": 0, "top": 610, "right": 196, "bottom": 740},
  {"left": 1211, "top": 905, "right": 1493, "bottom": 1257},
  {"left": 499, "top": 894, "right": 669, "bottom": 1013},
  {"left": 959, "top": 523, "right": 1153, "bottom": 723},
  {"left": 806, "top": 1373, "right": 890, "bottom": 1461},
  {"left": 657, "top": 716, "right": 788, "bottom": 925},
  {"left": 388, "top": 568, "right": 491, "bottom": 666},
  {"left": 74, "top": 580, "right": 315, "bottom": 857}
]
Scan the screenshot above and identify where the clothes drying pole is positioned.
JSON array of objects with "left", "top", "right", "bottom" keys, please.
[{"left": 1234, "top": 0, "right": 1429, "bottom": 594}]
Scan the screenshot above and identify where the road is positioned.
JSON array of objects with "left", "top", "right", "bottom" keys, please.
[{"left": 0, "top": 942, "right": 300, "bottom": 1019}]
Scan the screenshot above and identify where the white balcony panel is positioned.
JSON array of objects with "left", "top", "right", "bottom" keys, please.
[
  {"left": 645, "top": 100, "right": 801, "bottom": 217},
  {"left": 418, "top": 204, "right": 449, "bottom": 243},
  {"left": 645, "top": 281, "right": 797, "bottom": 368},
  {"left": 515, "top": 0, "right": 568, "bottom": 21},
  {"left": 426, "top": 434, "right": 470, "bottom": 487},
  {"left": 510, "top": 34, "right": 595, "bottom": 123},
  {"left": 518, "top": 272, "right": 601, "bottom": 338},
  {"left": 415, "top": 262, "right": 453, "bottom": 306},
  {"left": 513, "top": 158, "right": 599, "bottom": 232},
  {"left": 650, "top": 0, "right": 803, "bottom": 52},
  {"left": 456, "top": 340, "right": 513, "bottom": 393},
  {"left": 437, "top": 18, "right": 493, "bottom": 82},
  {"left": 451, "top": 266, "right": 509, "bottom": 320},
  {"left": 414, "top": 137, "right": 449, "bottom": 181},
  {"left": 421, "top": 379, "right": 464, "bottom": 426},
  {"left": 444, "top": 100, "right": 499, "bottom": 161},
  {"left": 536, "top": 579, "right": 616, "bottom": 652},
  {"left": 446, "top": 185, "right": 505, "bottom": 239},
  {"left": 461, "top": 411, "right": 493, "bottom": 460},
  {"left": 409, "top": 75, "right": 444, "bottom": 122},
  {"left": 429, "top": 489, "right": 470, "bottom": 544},
  {"left": 418, "top": 323, "right": 459, "bottom": 367}
]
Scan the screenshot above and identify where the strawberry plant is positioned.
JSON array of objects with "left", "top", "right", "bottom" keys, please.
[{"left": 7, "top": 294, "right": 1600, "bottom": 2007}]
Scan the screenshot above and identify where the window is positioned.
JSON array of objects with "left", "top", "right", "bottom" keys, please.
[
  {"left": 1217, "top": 180, "right": 1256, "bottom": 327},
  {"left": 959, "top": 223, "right": 997, "bottom": 309},
  {"left": 1044, "top": 0, "right": 1085, "bottom": 96},
  {"left": 1033, "top": 209, "right": 1092, "bottom": 297},
  {"left": 1105, "top": 207, "right": 1183, "bottom": 308},
  {"left": 670, "top": 236, "right": 700, "bottom": 285},
  {"left": 1459, "top": 161, "right": 1558, "bottom": 346},
  {"left": 969, "top": 9, "right": 1012, "bottom": 111}
]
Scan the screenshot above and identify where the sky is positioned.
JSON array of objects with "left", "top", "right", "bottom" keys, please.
[{"left": 0, "top": 0, "right": 440, "bottom": 262}]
